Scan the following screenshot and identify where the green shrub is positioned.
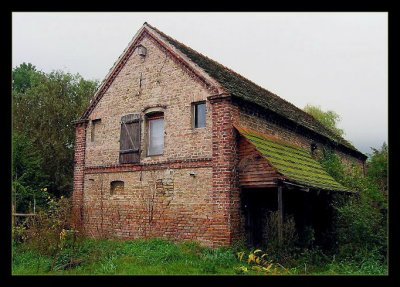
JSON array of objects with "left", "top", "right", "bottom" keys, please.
[
  {"left": 12, "top": 133, "right": 49, "bottom": 214},
  {"left": 12, "top": 224, "right": 28, "bottom": 244},
  {"left": 21, "top": 196, "right": 73, "bottom": 255},
  {"left": 236, "top": 249, "right": 289, "bottom": 275},
  {"left": 319, "top": 148, "right": 387, "bottom": 262},
  {"left": 296, "top": 247, "right": 330, "bottom": 267},
  {"left": 298, "top": 225, "right": 315, "bottom": 249},
  {"left": 264, "top": 211, "right": 299, "bottom": 260},
  {"left": 367, "top": 142, "right": 388, "bottom": 196},
  {"left": 12, "top": 195, "right": 85, "bottom": 272}
]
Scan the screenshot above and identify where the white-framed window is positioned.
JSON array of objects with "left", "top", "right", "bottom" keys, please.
[{"left": 147, "top": 113, "right": 164, "bottom": 156}]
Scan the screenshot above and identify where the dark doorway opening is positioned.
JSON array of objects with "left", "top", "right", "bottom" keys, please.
[
  {"left": 241, "top": 187, "right": 335, "bottom": 249},
  {"left": 241, "top": 188, "right": 277, "bottom": 247}
]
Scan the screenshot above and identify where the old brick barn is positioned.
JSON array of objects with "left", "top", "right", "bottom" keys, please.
[{"left": 71, "top": 23, "right": 366, "bottom": 247}]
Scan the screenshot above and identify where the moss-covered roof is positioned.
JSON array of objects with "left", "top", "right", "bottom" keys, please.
[
  {"left": 236, "top": 126, "right": 349, "bottom": 192},
  {"left": 146, "top": 24, "right": 365, "bottom": 160}
]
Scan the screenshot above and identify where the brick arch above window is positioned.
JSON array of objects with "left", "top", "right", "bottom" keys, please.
[{"left": 142, "top": 105, "right": 167, "bottom": 115}]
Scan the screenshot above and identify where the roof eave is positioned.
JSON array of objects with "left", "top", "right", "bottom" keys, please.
[
  {"left": 279, "top": 179, "right": 355, "bottom": 194},
  {"left": 232, "top": 96, "right": 367, "bottom": 161},
  {"left": 144, "top": 23, "right": 227, "bottom": 95},
  {"left": 79, "top": 25, "right": 148, "bottom": 121}
]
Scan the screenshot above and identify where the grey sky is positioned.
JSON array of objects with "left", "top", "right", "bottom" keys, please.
[{"left": 12, "top": 12, "right": 388, "bottom": 155}]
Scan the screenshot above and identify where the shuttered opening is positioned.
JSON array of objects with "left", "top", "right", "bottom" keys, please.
[{"left": 119, "top": 113, "right": 141, "bottom": 164}]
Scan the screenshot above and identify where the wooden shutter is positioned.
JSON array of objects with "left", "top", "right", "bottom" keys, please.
[{"left": 119, "top": 114, "right": 140, "bottom": 164}]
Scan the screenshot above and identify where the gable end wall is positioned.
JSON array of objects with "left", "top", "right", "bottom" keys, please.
[{"left": 72, "top": 34, "right": 237, "bottom": 247}]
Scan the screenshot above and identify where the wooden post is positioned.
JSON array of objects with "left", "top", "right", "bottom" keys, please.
[
  {"left": 12, "top": 203, "right": 16, "bottom": 227},
  {"left": 278, "top": 186, "right": 283, "bottom": 244}
]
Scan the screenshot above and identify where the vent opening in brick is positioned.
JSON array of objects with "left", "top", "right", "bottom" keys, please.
[
  {"left": 137, "top": 45, "right": 147, "bottom": 57},
  {"left": 110, "top": 180, "right": 124, "bottom": 195}
]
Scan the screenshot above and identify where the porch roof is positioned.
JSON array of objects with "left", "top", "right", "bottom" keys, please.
[{"left": 235, "top": 126, "right": 350, "bottom": 192}]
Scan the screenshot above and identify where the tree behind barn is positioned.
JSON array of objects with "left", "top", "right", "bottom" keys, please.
[
  {"left": 367, "top": 142, "right": 388, "bottom": 196},
  {"left": 12, "top": 63, "right": 98, "bottom": 200},
  {"left": 303, "top": 104, "right": 345, "bottom": 138}
]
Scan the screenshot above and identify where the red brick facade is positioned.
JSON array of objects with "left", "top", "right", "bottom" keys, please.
[
  {"left": 71, "top": 121, "right": 88, "bottom": 229},
  {"left": 71, "top": 30, "right": 232, "bottom": 247},
  {"left": 209, "top": 96, "right": 242, "bottom": 246},
  {"left": 71, "top": 24, "right": 365, "bottom": 247}
]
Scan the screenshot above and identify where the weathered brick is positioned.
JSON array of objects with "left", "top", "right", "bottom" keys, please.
[{"left": 72, "top": 26, "right": 365, "bottom": 248}]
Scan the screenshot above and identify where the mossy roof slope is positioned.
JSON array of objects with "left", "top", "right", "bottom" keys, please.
[
  {"left": 146, "top": 24, "right": 365, "bottom": 160},
  {"left": 236, "top": 126, "right": 349, "bottom": 192}
]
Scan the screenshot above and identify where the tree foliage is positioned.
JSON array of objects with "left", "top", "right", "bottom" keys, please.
[
  {"left": 12, "top": 132, "right": 49, "bottom": 213},
  {"left": 304, "top": 104, "right": 345, "bottom": 137},
  {"left": 12, "top": 62, "right": 43, "bottom": 93},
  {"left": 12, "top": 63, "right": 99, "bottom": 204},
  {"left": 367, "top": 142, "right": 388, "bottom": 195},
  {"left": 319, "top": 148, "right": 387, "bottom": 262}
]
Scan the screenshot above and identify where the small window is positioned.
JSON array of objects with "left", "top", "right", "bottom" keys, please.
[
  {"left": 91, "top": 119, "right": 101, "bottom": 142},
  {"left": 147, "top": 113, "right": 164, "bottom": 156},
  {"left": 110, "top": 180, "right": 124, "bottom": 195},
  {"left": 193, "top": 102, "right": 206, "bottom": 128}
]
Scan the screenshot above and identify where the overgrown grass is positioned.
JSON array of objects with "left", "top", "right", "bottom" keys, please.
[
  {"left": 12, "top": 238, "right": 387, "bottom": 275},
  {"left": 283, "top": 248, "right": 387, "bottom": 275},
  {"left": 12, "top": 238, "right": 241, "bottom": 275}
]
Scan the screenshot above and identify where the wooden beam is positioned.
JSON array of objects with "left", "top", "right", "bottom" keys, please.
[
  {"left": 239, "top": 183, "right": 277, "bottom": 188},
  {"left": 278, "top": 186, "right": 283, "bottom": 244}
]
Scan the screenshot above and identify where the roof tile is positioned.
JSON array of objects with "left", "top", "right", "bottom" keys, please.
[{"left": 146, "top": 24, "right": 364, "bottom": 158}]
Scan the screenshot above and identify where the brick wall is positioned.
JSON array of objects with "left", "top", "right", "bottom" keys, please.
[
  {"left": 74, "top": 33, "right": 230, "bottom": 247},
  {"left": 71, "top": 121, "right": 87, "bottom": 229},
  {"left": 85, "top": 36, "right": 213, "bottom": 167},
  {"left": 78, "top": 94, "right": 246, "bottom": 247},
  {"left": 81, "top": 167, "right": 217, "bottom": 246},
  {"left": 209, "top": 96, "right": 244, "bottom": 246}
]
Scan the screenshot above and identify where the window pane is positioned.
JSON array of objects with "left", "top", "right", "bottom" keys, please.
[
  {"left": 195, "top": 103, "right": 206, "bottom": 128},
  {"left": 149, "top": 118, "right": 164, "bottom": 155}
]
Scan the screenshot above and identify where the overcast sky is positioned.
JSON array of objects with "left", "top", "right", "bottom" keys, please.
[{"left": 12, "top": 12, "right": 388, "bottom": 155}]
